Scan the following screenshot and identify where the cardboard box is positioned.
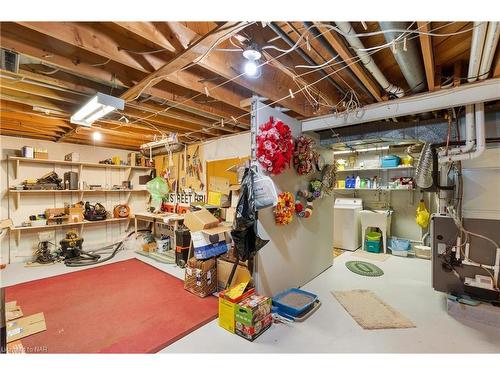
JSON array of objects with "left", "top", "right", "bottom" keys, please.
[
  {"left": 207, "top": 191, "right": 230, "bottom": 207},
  {"left": 218, "top": 288, "right": 255, "bottom": 333},
  {"left": 183, "top": 208, "right": 219, "bottom": 232},
  {"left": 209, "top": 176, "right": 230, "bottom": 195},
  {"left": 7, "top": 312, "right": 46, "bottom": 343},
  {"left": 229, "top": 184, "right": 241, "bottom": 208},
  {"left": 235, "top": 294, "right": 272, "bottom": 327},
  {"left": 192, "top": 226, "right": 231, "bottom": 260},
  {"left": 235, "top": 314, "right": 272, "bottom": 341},
  {"left": 224, "top": 207, "right": 236, "bottom": 223},
  {"left": 34, "top": 151, "right": 48, "bottom": 160},
  {"left": 216, "top": 258, "right": 251, "bottom": 292},
  {"left": 184, "top": 257, "right": 217, "bottom": 298},
  {"left": 5, "top": 301, "right": 23, "bottom": 321}
]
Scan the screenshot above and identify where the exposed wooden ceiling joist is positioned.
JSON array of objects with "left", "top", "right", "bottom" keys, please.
[
  {"left": 311, "top": 22, "right": 384, "bottom": 101},
  {"left": 417, "top": 22, "right": 437, "bottom": 91}
]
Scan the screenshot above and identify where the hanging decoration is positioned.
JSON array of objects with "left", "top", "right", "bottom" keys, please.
[
  {"left": 256, "top": 116, "right": 293, "bottom": 175},
  {"left": 293, "top": 136, "right": 319, "bottom": 175},
  {"left": 321, "top": 164, "right": 337, "bottom": 195},
  {"left": 294, "top": 179, "right": 323, "bottom": 219},
  {"left": 274, "top": 192, "right": 295, "bottom": 225}
]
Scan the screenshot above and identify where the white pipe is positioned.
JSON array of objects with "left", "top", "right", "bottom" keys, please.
[
  {"left": 479, "top": 22, "right": 500, "bottom": 80},
  {"left": 335, "top": 22, "right": 404, "bottom": 98},
  {"left": 468, "top": 22, "right": 488, "bottom": 82},
  {"left": 438, "top": 104, "right": 476, "bottom": 157},
  {"left": 438, "top": 103, "right": 485, "bottom": 163}
]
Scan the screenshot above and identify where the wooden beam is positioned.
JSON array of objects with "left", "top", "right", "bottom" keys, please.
[
  {"left": 162, "top": 22, "right": 313, "bottom": 116},
  {"left": 120, "top": 22, "right": 244, "bottom": 102},
  {"left": 111, "top": 22, "right": 177, "bottom": 53},
  {"left": 454, "top": 60, "right": 463, "bottom": 87},
  {"left": 312, "top": 22, "right": 383, "bottom": 101},
  {"left": 417, "top": 22, "right": 436, "bottom": 91},
  {"left": 13, "top": 22, "right": 249, "bottom": 116}
]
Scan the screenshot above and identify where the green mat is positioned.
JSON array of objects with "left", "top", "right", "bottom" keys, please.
[{"left": 345, "top": 261, "right": 384, "bottom": 277}]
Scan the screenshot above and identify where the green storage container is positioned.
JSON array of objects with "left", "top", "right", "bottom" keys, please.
[{"left": 366, "top": 231, "right": 382, "bottom": 241}]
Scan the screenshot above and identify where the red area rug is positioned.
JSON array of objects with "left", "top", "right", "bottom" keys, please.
[{"left": 5, "top": 258, "right": 218, "bottom": 353}]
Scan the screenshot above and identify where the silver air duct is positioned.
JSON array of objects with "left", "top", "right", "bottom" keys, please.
[
  {"left": 378, "top": 22, "right": 427, "bottom": 93},
  {"left": 415, "top": 142, "right": 434, "bottom": 188}
]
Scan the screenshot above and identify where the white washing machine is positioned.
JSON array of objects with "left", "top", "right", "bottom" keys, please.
[{"left": 333, "top": 198, "right": 363, "bottom": 251}]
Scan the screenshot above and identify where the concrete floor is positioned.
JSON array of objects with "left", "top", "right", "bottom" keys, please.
[{"left": 2, "top": 249, "right": 500, "bottom": 353}]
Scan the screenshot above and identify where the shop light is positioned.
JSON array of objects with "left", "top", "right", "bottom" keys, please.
[
  {"left": 244, "top": 60, "right": 258, "bottom": 77},
  {"left": 71, "top": 93, "right": 124, "bottom": 127},
  {"left": 333, "top": 146, "right": 389, "bottom": 155}
]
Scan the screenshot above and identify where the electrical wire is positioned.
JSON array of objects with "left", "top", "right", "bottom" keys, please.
[{"left": 125, "top": 21, "right": 475, "bottom": 141}]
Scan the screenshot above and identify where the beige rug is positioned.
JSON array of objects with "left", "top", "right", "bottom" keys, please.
[
  {"left": 332, "top": 289, "right": 416, "bottom": 329},
  {"left": 352, "top": 249, "right": 390, "bottom": 262}
]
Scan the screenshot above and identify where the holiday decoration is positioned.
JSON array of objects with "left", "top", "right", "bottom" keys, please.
[
  {"left": 256, "top": 116, "right": 294, "bottom": 175},
  {"left": 321, "top": 164, "right": 337, "bottom": 195},
  {"left": 293, "top": 136, "right": 319, "bottom": 175},
  {"left": 294, "top": 179, "right": 323, "bottom": 219},
  {"left": 274, "top": 192, "right": 295, "bottom": 225}
]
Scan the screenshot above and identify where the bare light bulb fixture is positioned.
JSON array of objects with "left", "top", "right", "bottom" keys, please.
[
  {"left": 242, "top": 44, "right": 261, "bottom": 78},
  {"left": 92, "top": 131, "right": 102, "bottom": 141}
]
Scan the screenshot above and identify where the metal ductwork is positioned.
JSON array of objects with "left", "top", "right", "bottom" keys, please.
[
  {"left": 378, "top": 22, "right": 427, "bottom": 93},
  {"left": 140, "top": 136, "right": 184, "bottom": 157},
  {"left": 335, "top": 22, "right": 404, "bottom": 98},
  {"left": 301, "top": 22, "right": 376, "bottom": 101}
]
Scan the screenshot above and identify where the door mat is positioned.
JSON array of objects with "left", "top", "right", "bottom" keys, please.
[
  {"left": 332, "top": 289, "right": 416, "bottom": 330},
  {"left": 5, "top": 258, "right": 218, "bottom": 353},
  {"left": 353, "top": 249, "right": 390, "bottom": 262},
  {"left": 345, "top": 261, "right": 384, "bottom": 277}
]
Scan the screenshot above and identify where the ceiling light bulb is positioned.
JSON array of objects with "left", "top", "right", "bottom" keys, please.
[
  {"left": 244, "top": 61, "right": 258, "bottom": 77},
  {"left": 93, "top": 131, "right": 102, "bottom": 141}
]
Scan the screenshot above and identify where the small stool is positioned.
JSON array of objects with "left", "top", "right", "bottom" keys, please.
[{"left": 359, "top": 210, "right": 392, "bottom": 253}]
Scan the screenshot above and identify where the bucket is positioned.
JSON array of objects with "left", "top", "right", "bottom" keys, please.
[
  {"left": 366, "top": 231, "right": 381, "bottom": 241},
  {"left": 365, "top": 240, "right": 381, "bottom": 253}
]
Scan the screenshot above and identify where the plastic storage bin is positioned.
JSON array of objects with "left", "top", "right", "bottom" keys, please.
[
  {"left": 388, "top": 237, "right": 411, "bottom": 257},
  {"left": 366, "top": 231, "right": 381, "bottom": 241},
  {"left": 381, "top": 155, "right": 401, "bottom": 168},
  {"left": 365, "top": 239, "right": 381, "bottom": 253}
]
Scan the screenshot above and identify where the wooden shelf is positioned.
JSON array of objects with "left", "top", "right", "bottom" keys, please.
[
  {"left": 9, "top": 189, "right": 148, "bottom": 209},
  {"left": 333, "top": 188, "right": 415, "bottom": 191},
  {"left": 8, "top": 156, "right": 153, "bottom": 170},
  {"left": 336, "top": 166, "right": 415, "bottom": 173},
  {"left": 10, "top": 217, "right": 132, "bottom": 245}
]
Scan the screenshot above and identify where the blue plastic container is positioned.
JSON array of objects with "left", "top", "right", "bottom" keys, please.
[
  {"left": 272, "top": 288, "right": 318, "bottom": 317},
  {"left": 365, "top": 239, "right": 381, "bottom": 253},
  {"left": 381, "top": 155, "right": 401, "bottom": 168}
]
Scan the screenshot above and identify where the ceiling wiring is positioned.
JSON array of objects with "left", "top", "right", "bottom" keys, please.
[{"left": 118, "top": 21, "right": 473, "bottom": 142}]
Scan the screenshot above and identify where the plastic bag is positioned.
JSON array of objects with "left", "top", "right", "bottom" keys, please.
[
  {"left": 231, "top": 168, "right": 269, "bottom": 262},
  {"left": 253, "top": 171, "right": 278, "bottom": 210},
  {"left": 416, "top": 199, "right": 430, "bottom": 228}
]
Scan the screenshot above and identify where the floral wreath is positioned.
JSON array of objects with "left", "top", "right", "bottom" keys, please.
[
  {"left": 295, "top": 179, "right": 323, "bottom": 219},
  {"left": 256, "top": 116, "right": 293, "bottom": 175},
  {"left": 293, "top": 136, "right": 319, "bottom": 175},
  {"left": 274, "top": 192, "right": 295, "bottom": 225}
]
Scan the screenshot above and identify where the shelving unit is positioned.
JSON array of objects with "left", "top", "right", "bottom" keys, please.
[
  {"left": 6, "top": 156, "right": 154, "bottom": 257},
  {"left": 10, "top": 217, "right": 132, "bottom": 246},
  {"left": 9, "top": 189, "right": 149, "bottom": 209},
  {"left": 9, "top": 156, "right": 153, "bottom": 180},
  {"left": 336, "top": 166, "right": 415, "bottom": 173}
]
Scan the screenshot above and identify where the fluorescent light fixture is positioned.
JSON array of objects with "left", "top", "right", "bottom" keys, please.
[
  {"left": 71, "top": 93, "right": 124, "bottom": 127},
  {"left": 333, "top": 146, "right": 389, "bottom": 155}
]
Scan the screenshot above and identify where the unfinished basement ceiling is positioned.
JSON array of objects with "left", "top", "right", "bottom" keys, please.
[{"left": 1, "top": 21, "right": 498, "bottom": 150}]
